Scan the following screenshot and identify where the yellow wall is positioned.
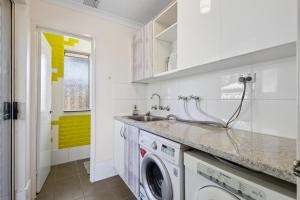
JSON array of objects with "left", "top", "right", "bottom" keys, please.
[
  {"left": 52, "top": 115, "right": 91, "bottom": 149},
  {"left": 42, "top": 32, "right": 79, "bottom": 81}
]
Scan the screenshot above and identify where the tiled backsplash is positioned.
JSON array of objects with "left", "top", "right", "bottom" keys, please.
[
  {"left": 147, "top": 56, "right": 297, "bottom": 139},
  {"left": 112, "top": 57, "right": 297, "bottom": 139},
  {"left": 112, "top": 82, "right": 148, "bottom": 116}
]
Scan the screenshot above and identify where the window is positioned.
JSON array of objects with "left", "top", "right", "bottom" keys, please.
[{"left": 64, "top": 52, "right": 90, "bottom": 112}]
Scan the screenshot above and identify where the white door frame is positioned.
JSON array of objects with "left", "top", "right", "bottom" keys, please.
[
  {"left": 297, "top": 0, "right": 300, "bottom": 198},
  {"left": 32, "top": 26, "right": 97, "bottom": 194}
]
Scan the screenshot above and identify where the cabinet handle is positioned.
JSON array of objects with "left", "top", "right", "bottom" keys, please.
[
  {"left": 123, "top": 127, "right": 127, "bottom": 140},
  {"left": 120, "top": 126, "right": 124, "bottom": 138}
]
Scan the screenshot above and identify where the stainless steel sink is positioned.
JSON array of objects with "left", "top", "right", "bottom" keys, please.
[{"left": 127, "top": 115, "right": 165, "bottom": 122}]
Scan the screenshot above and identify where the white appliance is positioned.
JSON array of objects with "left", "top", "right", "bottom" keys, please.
[
  {"left": 139, "top": 130, "right": 187, "bottom": 200},
  {"left": 184, "top": 150, "right": 296, "bottom": 200}
]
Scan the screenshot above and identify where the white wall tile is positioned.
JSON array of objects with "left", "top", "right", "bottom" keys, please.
[
  {"left": 112, "top": 99, "right": 138, "bottom": 116},
  {"left": 112, "top": 83, "right": 147, "bottom": 100},
  {"left": 206, "top": 100, "right": 252, "bottom": 130},
  {"left": 177, "top": 99, "right": 207, "bottom": 120},
  {"left": 136, "top": 84, "right": 148, "bottom": 99},
  {"left": 147, "top": 82, "right": 161, "bottom": 98},
  {"left": 252, "top": 100, "right": 297, "bottom": 138},
  {"left": 144, "top": 57, "right": 297, "bottom": 139},
  {"left": 160, "top": 79, "right": 180, "bottom": 100},
  {"left": 160, "top": 99, "right": 180, "bottom": 117},
  {"left": 137, "top": 99, "right": 148, "bottom": 114},
  {"left": 253, "top": 57, "right": 297, "bottom": 100},
  {"left": 213, "top": 65, "right": 252, "bottom": 100}
]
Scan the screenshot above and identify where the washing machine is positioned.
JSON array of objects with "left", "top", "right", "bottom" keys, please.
[
  {"left": 139, "top": 130, "right": 188, "bottom": 200},
  {"left": 184, "top": 150, "right": 296, "bottom": 200}
]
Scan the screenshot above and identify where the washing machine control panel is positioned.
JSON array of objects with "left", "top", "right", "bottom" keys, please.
[
  {"left": 197, "top": 162, "right": 266, "bottom": 200},
  {"left": 161, "top": 144, "right": 175, "bottom": 157}
]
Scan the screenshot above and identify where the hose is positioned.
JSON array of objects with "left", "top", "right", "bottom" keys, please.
[{"left": 195, "top": 100, "right": 226, "bottom": 127}]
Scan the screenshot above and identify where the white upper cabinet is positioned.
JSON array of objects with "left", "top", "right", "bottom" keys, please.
[
  {"left": 220, "top": 0, "right": 297, "bottom": 59},
  {"left": 177, "top": 0, "right": 296, "bottom": 70},
  {"left": 178, "top": 0, "right": 221, "bottom": 69}
]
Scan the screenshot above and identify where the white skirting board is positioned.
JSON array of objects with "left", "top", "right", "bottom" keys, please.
[
  {"left": 51, "top": 145, "right": 90, "bottom": 165},
  {"left": 91, "top": 160, "right": 117, "bottom": 182},
  {"left": 16, "top": 179, "right": 31, "bottom": 200}
]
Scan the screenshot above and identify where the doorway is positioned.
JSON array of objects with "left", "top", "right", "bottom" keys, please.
[
  {"left": 0, "top": 0, "right": 13, "bottom": 200},
  {"left": 36, "top": 28, "right": 94, "bottom": 193}
]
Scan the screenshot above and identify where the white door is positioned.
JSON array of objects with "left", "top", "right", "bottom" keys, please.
[
  {"left": 297, "top": 0, "right": 300, "bottom": 199},
  {"left": 0, "top": 1, "right": 13, "bottom": 199},
  {"left": 36, "top": 32, "right": 52, "bottom": 192}
]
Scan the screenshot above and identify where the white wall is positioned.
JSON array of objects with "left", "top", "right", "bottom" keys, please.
[
  {"left": 29, "top": 0, "right": 146, "bottom": 189},
  {"left": 148, "top": 56, "right": 297, "bottom": 139}
]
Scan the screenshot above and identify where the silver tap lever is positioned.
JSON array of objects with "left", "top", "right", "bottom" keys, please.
[
  {"left": 151, "top": 105, "right": 158, "bottom": 110},
  {"left": 189, "top": 95, "right": 200, "bottom": 100},
  {"left": 178, "top": 95, "right": 188, "bottom": 101}
]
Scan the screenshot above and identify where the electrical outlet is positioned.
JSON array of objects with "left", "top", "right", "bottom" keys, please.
[{"left": 239, "top": 73, "right": 256, "bottom": 83}]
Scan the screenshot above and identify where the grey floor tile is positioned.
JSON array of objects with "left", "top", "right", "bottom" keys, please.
[
  {"left": 37, "top": 161, "right": 136, "bottom": 200},
  {"left": 36, "top": 194, "right": 54, "bottom": 200},
  {"left": 84, "top": 191, "right": 115, "bottom": 200},
  {"left": 81, "top": 181, "right": 107, "bottom": 196},
  {"left": 111, "top": 186, "right": 133, "bottom": 200}
]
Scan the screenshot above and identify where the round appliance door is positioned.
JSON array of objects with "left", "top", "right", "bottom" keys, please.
[
  {"left": 141, "top": 154, "right": 173, "bottom": 200},
  {"left": 196, "top": 186, "right": 241, "bottom": 200}
]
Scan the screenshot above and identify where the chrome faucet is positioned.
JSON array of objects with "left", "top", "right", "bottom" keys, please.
[
  {"left": 150, "top": 93, "right": 171, "bottom": 111},
  {"left": 150, "top": 93, "right": 161, "bottom": 110}
]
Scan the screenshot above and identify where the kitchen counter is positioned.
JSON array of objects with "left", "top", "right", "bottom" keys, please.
[{"left": 115, "top": 116, "right": 297, "bottom": 184}]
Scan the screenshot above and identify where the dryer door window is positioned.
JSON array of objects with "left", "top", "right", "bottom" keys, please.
[
  {"left": 141, "top": 154, "right": 173, "bottom": 200},
  {"left": 196, "top": 185, "right": 241, "bottom": 200}
]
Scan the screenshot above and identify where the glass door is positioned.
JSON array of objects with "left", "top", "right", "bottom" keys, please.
[{"left": 0, "top": 0, "right": 13, "bottom": 200}]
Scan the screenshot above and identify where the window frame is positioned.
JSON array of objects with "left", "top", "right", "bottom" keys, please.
[{"left": 63, "top": 51, "right": 91, "bottom": 113}]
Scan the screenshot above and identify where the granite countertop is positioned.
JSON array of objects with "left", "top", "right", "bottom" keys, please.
[{"left": 114, "top": 116, "right": 297, "bottom": 184}]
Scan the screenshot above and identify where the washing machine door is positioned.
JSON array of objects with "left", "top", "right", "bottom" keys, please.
[
  {"left": 196, "top": 185, "right": 241, "bottom": 200},
  {"left": 141, "top": 154, "right": 172, "bottom": 200}
]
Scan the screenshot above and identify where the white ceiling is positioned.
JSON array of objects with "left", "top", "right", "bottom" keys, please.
[{"left": 66, "top": 0, "right": 173, "bottom": 24}]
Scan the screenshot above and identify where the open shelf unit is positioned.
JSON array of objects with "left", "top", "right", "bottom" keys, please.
[
  {"left": 153, "top": 1, "right": 178, "bottom": 75},
  {"left": 155, "top": 23, "right": 177, "bottom": 42}
]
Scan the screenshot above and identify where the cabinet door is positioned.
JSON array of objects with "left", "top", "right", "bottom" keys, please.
[
  {"left": 178, "top": 0, "right": 221, "bottom": 69},
  {"left": 132, "top": 29, "right": 144, "bottom": 81},
  {"left": 124, "top": 125, "right": 140, "bottom": 197},
  {"left": 220, "top": 0, "right": 297, "bottom": 59},
  {"left": 143, "top": 21, "right": 153, "bottom": 79},
  {"left": 114, "top": 120, "right": 125, "bottom": 179}
]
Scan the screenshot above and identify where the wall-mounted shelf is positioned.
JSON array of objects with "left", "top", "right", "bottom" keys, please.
[
  {"left": 155, "top": 23, "right": 177, "bottom": 43},
  {"left": 153, "top": 68, "right": 179, "bottom": 77},
  {"left": 153, "top": 1, "right": 178, "bottom": 76},
  {"left": 135, "top": 42, "right": 296, "bottom": 83},
  {"left": 154, "top": 2, "right": 177, "bottom": 36}
]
